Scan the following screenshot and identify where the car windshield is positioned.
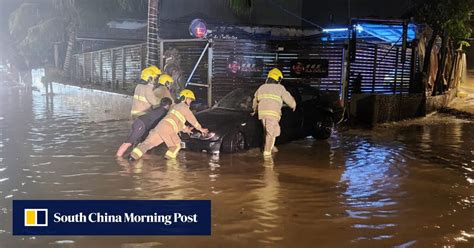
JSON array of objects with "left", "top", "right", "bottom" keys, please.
[{"left": 214, "top": 88, "right": 255, "bottom": 111}]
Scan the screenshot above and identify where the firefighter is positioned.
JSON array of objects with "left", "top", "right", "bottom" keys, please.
[
  {"left": 130, "top": 67, "right": 160, "bottom": 119},
  {"left": 154, "top": 74, "right": 175, "bottom": 103},
  {"left": 116, "top": 97, "right": 173, "bottom": 157},
  {"left": 128, "top": 89, "right": 208, "bottom": 161},
  {"left": 252, "top": 68, "right": 296, "bottom": 158},
  {"left": 147, "top": 65, "right": 162, "bottom": 80}
]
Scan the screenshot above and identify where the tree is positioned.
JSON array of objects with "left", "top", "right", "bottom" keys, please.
[
  {"left": 53, "top": 0, "right": 147, "bottom": 71},
  {"left": 414, "top": 0, "right": 472, "bottom": 95},
  {"left": 8, "top": 0, "right": 148, "bottom": 70},
  {"left": 8, "top": 3, "right": 57, "bottom": 68},
  {"left": 229, "top": 0, "right": 253, "bottom": 15}
]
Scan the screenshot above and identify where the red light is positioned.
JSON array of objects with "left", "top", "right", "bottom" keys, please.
[
  {"left": 195, "top": 27, "right": 206, "bottom": 38},
  {"left": 189, "top": 19, "right": 207, "bottom": 38}
]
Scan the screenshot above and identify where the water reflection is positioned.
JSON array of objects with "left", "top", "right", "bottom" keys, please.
[
  {"left": 117, "top": 155, "right": 193, "bottom": 200},
  {"left": 253, "top": 164, "right": 282, "bottom": 244},
  {"left": 340, "top": 139, "right": 405, "bottom": 244},
  {"left": 0, "top": 83, "right": 473, "bottom": 247}
]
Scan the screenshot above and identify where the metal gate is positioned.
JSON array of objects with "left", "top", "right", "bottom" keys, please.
[
  {"left": 71, "top": 38, "right": 348, "bottom": 107},
  {"left": 349, "top": 41, "right": 413, "bottom": 97},
  {"left": 211, "top": 39, "right": 346, "bottom": 101}
]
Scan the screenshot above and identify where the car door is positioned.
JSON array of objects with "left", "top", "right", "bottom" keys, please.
[{"left": 278, "top": 86, "right": 304, "bottom": 143}]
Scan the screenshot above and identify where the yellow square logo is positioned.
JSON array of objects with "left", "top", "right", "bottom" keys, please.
[{"left": 24, "top": 209, "right": 48, "bottom": 227}]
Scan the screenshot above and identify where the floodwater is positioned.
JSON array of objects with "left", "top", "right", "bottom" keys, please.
[{"left": 0, "top": 82, "right": 473, "bottom": 248}]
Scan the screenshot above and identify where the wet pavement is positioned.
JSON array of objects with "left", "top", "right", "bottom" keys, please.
[{"left": 0, "top": 82, "right": 473, "bottom": 247}]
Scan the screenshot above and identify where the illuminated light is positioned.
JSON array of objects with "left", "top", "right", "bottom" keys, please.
[
  {"left": 358, "top": 23, "right": 416, "bottom": 43},
  {"left": 323, "top": 28, "right": 348, "bottom": 33},
  {"left": 323, "top": 25, "right": 363, "bottom": 33},
  {"left": 189, "top": 19, "right": 208, "bottom": 38},
  {"left": 196, "top": 27, "right": 206, "bottom": 38}
]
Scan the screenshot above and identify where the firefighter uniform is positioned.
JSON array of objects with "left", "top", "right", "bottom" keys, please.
[
  {"left": 153, "top": 74, "right": 174, "bottom": 103},
  {"left": 130, "top": 90, "right": 205, "bottom": 160},
  {"left": 154, "top": 86, "right": 173, "bottom": 102},
  {"left": 115, "top": 98, "right": 172, "bottom": 157},
  {"left": 130, "top": 67, "right": 161, "bottom": 119},
  {"left": 131, "top": 83, "right": 160, "bottom": 118},
  {"left": 252, "top": 68, "right": 296, "bottom": 157}
]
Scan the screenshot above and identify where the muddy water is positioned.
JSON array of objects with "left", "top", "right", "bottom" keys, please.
[{"left": 0, "top": 83, "right": 473, "bottom": 247}]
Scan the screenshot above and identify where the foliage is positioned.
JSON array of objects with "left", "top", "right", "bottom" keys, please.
[
  {"left": 9, "top": 3, "right": 48, "bottom": 41},
  {"left": 444, "top": 14, "right": 472, "bottom": 44},
  {"left": 229, "top": 0, "right": 253, "bottom": 15},
  {"left": 51, "top": 0, "right": 147, "bottom": 29},
  {"left": 117, "top": 0, "right": 148, "bottom": 13},
  {"left": 19, "top": 18, "right": 65, "bottom": 65},
  {"left": 412, "top": 0, "right": 473, "bottom": 95},
  {"left": 415, "top": 0, "right": 473, "bottom": 45},
  {"left": 8, "top": 0, "right": 148, "bottom": 69}
]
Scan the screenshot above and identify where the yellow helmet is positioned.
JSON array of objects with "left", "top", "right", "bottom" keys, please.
[
  {"left": 140, "top": 68, "right": 157, "bottom": 82},
  {"left": 158, "top": 74, "right": 174, "bottom": 85},
  {"left": 179, "top": 89, "right": 196, "bottom": 101},
  {"left": 147, "top": 65, "right": 162, "bottom": 77},
  {"left": 267, "top": 68, "right": 283, "bottom": 82}
]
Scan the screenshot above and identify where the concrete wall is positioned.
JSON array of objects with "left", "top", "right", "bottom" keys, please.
[
  {"left": 425, "top": 89, "right": 458, "bottom": 114},
  {"left": 50, "top": 83, "right": 132, "bottom": 122},
  {"left": 350, "top": 93, "right": 425, "bottom": 126},
  {"left": 350, "top": 89, "right": 458, "bottom": 125}
]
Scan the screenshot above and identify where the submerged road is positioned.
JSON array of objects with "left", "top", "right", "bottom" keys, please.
[{"left": 0, "top": 83, "right": 473, "bottom": 247}]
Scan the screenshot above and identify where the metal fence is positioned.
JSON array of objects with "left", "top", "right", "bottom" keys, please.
[
  {"left": 70, "top": 38, "right": 415, "bottom": 106},
  {"left": 349, "top": 41, "right": 414, "bottom": 96},
  {"left": 211, "top": 39, "right": 346, "bottom": 101},
  {"left": 71, "top": 43, "right": 147, "bottom": 88}
]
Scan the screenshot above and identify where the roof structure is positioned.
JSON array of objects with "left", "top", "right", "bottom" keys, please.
[{"left": 322, "top": 19, "right": 417, "bottom": 44}]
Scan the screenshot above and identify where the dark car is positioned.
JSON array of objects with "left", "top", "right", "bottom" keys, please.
[{"left": 181, "top": 83, "right": 343, "bottom": 154}]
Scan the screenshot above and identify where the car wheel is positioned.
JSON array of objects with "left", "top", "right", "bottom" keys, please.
[
  {"left": 312, "top": 115, "right": 333, "bottom": 140},
  {"left": 221, "top": 131, "right": 246, "bottom": 153}
]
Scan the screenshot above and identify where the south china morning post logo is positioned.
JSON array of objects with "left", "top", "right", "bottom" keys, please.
[
  {"left": 13, "top": 200, "right": 211, "bottom": 235},
  {"left": 52, "top": 211, "right": 198, "bottom": 225},
  {"left": 24, "top": 209, "right": 48, "bottom": 227}
]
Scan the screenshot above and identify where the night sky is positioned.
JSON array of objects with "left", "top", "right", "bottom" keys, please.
[
  {"left": 302, "top": 0, "right": 422, "bottom": 27},
  {"left": 0, "top": 0, "right": 423, "bottom": 33}
]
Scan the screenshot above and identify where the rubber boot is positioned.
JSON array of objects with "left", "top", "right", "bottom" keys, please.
[
  {"left": 128, "top": 147, "right": 143, "bottom": 161},
  {"left": 165, "top": 145, "right": 181, "bottom": 160}
]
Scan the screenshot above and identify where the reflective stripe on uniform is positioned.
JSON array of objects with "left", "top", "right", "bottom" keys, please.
[
  {"left": 257, "top": 94, "right": 282, "bottom": 103},
  {"left": 258, "top": 110, "right": 280, "bottom": 119},
  {"left": 164, "top": 118, "right": 179, "bottom": 132},
  {"left": 131, "top": 110, "right": 146, "bottom": 117},
  {"left": 131, "top": 147, "right": 143, "bottom": 158},
  {"left": 170, "top": 109, "right": 186, "bottom": 125},
  {"left": 165, "top": 150, "right": 176, "bottom": 159},
  {"left": 133, "top": 95, "right": 148, "bottom": 103},
  {"left": 165, "top": 144, "right": 181, "bottom": 159}
]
